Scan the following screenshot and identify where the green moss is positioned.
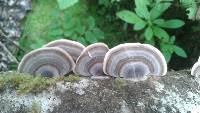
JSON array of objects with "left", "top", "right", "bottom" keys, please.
[
  {"left": 0, "top": 76, "right": 5, "bottom": 89},
  {"left": 30, "top": 101, "right": 41, "bottom": 113},
  {"left": 114, "top": 77, "right": 126, "bottom": 89},
  {"left": 0, "top": 72, "right": 61, "bottom": 94},
  {"left": 64, "top": 75, "right": 81, "bottom": 83}
]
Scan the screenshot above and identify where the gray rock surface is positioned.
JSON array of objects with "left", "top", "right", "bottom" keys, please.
[
  {"left": 1, "top": 70, "right": 200, "bottom": 113},
  {"left": 0, "top": 0, "right": 31, "bottom": 71}
]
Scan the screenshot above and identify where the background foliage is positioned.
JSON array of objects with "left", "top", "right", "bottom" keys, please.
[{"left": 18, "top": 0, "right": 200, "bottom": 70}]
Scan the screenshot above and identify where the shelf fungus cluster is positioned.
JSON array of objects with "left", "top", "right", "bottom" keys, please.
[
  {"left": 191, "top": 57, "right": 200, "bottom": 77},
  {"left": 18, "top": 39, "right": 168, "bottom": 81},
  {"left": 18, "top": 39, "right": 84, "bottom": 77}
]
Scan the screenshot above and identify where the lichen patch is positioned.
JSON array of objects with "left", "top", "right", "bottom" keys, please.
[
  {"left": 72, "top": 79, "right": 90, "bottom": 95},
  {"left": 158, "top": 89, "right": 200, "bottom": 113},
  {"left": 55, "top": 78, "right": 90, "bottom": 95},
  {"left": 120, "top": 100, "right": 132, "bottom": 113},
  {"left": 153, "top": 81, "right": 165, "bottom": 92},
  {"left": 0, "top": 89, "right": 61, "bottom": 113}
]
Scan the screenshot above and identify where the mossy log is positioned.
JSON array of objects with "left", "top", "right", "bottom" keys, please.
[{"left": 0, "top": 70, "right": 200, "bottom": 113}]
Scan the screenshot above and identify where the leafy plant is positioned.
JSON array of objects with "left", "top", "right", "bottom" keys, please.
[
  {"left": 19, "top": 0, "right": 200, "bottom": 70},
  {"left": 160, "top": 36, "right": 187, "bottom": 62},
  {"left": 180, "top": 0, "right": 198, "bottom": 20},
  {"left": 98, "top": 0, "right": 121, "bottom": 7},
  {"left": 57, "top": 0, "right": 79, "bottom": 10},
  {"left": 117, "top": 0, "right": 187, "bottom": 62},
  {"left": 48, "top": 11, "right": 105, "bottom": 45}
]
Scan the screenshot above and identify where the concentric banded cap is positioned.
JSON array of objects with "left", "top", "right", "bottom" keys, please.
[
  {"left": 18, "top": 47, "right": 75, "bottom": 77},
  {"left": 74, "top": 43, "right": 109, "bottom": 76},
  {"left": 103, "top": 43, "right": 167, "bottom": 81},
  {"left": 44, "top": 39, "right": 85, "bottom": 61}
]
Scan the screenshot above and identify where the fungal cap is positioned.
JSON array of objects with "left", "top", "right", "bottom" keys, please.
[
  {"left": 43, "top": 39, "right": 85, "bottom": 61},
  {"left": 103, "top": 43, "right": 141, "bottom": 75},
  {"left": 73, "top": 43, "right": 109, "bottom": 76},
  {"left": 18, "top": 47, "right": 75, "bottom": 77},
  {"left": 191, "top": 61, "right": 200, "bottom": 76},
  {"left": 103, "top": 43, "right": 167, "bottom": 80},
  {"left": 143, "top": 44, "right": 167, "bottom": 76}
]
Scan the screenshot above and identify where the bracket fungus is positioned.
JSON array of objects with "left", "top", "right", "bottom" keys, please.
[
  {"left": 103, "top": 43, "right": 167, "bottom": 81},
  {"left": 18, "top": 47, "right": 75, "bottom": 77},
  {"left": 191, "top": 57, "right": 200, "bottom": 76},
  {"left": 73, "top": 43, "right": 109, "bottom": 76},
  {"left": 44, "top": 39, "right": 85, "bottom": 61}
]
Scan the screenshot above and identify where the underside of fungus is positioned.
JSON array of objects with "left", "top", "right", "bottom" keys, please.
[
  {"left": 18, "top": 47, "right": 75, "bottom": 77},
  {"left": 44, "top": 39, "right": 85, "bottom": 61},
  {"left": 73, "top": 43, "right": 109, "bottom": 76},
  {"left": 191, "top": 57, "right": 200, "bottom": 76},
  {"left": 103, "top": 43, "right": 167, "bottom": 81}
]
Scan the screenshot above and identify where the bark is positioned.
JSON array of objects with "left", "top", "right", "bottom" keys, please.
[
  {"left": 0, "top": 70, "right": 200, "bottom": 113},
  {"left": 0, "top": 0, "right": 31, "bottom": 71}
]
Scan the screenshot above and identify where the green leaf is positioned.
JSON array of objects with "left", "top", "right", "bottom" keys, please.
[
  {"left": 49, "top": 29, "right": 63, "bottom": 37},
  {"left": 57, "top": 0, "right": 79, "bottom": 10},
  {"left": 161, "top": 43, "right": 174, "bottom": 53},
  {"left": 144, "top": 27, "right": 153, "bottom": 40},
  {"left": 152, "top": 26, "right": 169, "bottom": 40},
  {"left": 64, "top": 30, "right": 74, "bottom": 37},
  {"left": 153, "top": 19, "right": 165, "bottom": 25},
  {"left": 144, "top": 38, "right": 155, "bottom": 46},
  {"left": 64, "top": 19, "right": 76, "bottom": 30},
  {"left": 71, "top": 33, "right": 78, "bottom": 40},
  {"left": 135, "top": 6, "right": 150, "bottom": 20},
  {"left": 154, "top": 19, "right": 185, "bottom": 29},
  {"left": 173, "top": 45, "right": 187, "bottom": 58},
  {"left": 134, "top": 22, "right": 146, "bottom": 30},
  {"left": 187, "top": 5, "right": 197, "bottom": 20},
  {"left": 134, "top": 0, "right": 150, "bottom": 7},
  {"left": 134, "top": 0, "right": 150, "bottom": 19},
  {"left": 31, "top": 39, "right": 45, "bottom": 49},
  {"left": 162, "top": 50, "right": 172, "bottom": 63},
  {"left": 160, "top": 43, "right": 173, "bottom": 63},
  {"left": 51, "top": 9, "right": 60, "bottom": 17},
  {"left": 180, "top": 0, "right": 197, "bottom": 19},
  {"left": 170, "top": 36, "right": 176, "bottom": 44},
  {"left": 116, "top": 10, "right": 144, "bottom": 24},
  {"left": 75, "top": 25, "right": 86, "bottom": 35},
  {"left": 85, "top": 31, "right": 98, "bottom": 43},
  {"left": 92, "top": 28, "right": 105, "bottom": 39},
  {"left": 49, "top": 22, "right": 61, "bottom": 30},
  {"left": 150, "top": 3, "right": 171, "bottom": 20},
  {"left": 78, "top": 37, "right": 88, "bottom": 45},
  {"left": 99, "top": 0, "right": 110, "bottom": 7},
  {"left": 87, "top": 16, "right": 96, "bottom": 30}
]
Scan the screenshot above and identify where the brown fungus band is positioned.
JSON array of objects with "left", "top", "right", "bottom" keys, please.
[
  {"left": 44, "top": 39, "right": 85, "bottom": 62},
  {"left": 73, "top": 43, "right": 109, "bottom": 76},
  {"left": 18, "top": 47, "right": 75, "bottom": 77},
  {"left": 103, "top": 43, "right": 167, "bottom": 81}
]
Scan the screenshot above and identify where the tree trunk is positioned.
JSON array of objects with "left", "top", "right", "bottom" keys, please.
[{"left": 1, "top": 70, "right": 200, "bottom": 113}]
